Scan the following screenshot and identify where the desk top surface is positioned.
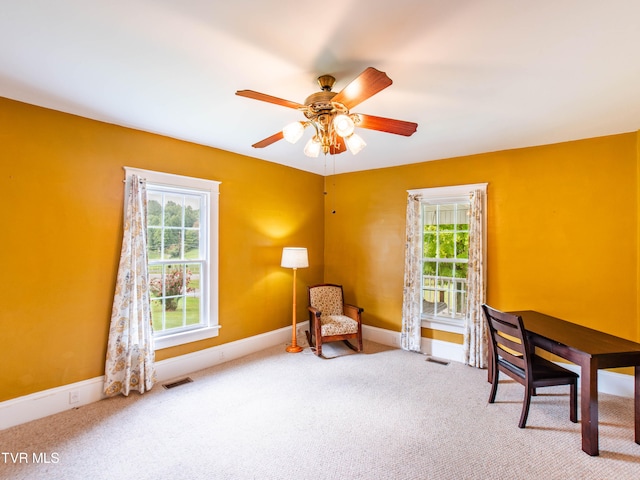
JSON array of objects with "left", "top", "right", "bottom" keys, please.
[{"left": 510, "top": 310, "right": 640, "bottom": 357}]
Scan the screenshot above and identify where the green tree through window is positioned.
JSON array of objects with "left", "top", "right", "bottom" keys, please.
[
  {"left": 125, "top": 167, "right": 220, "bottom": 350},
  {"left": 146, "top": 189, "right": 204, "bottom": 334},
  {"left": 422, "top": 203, "right": 469, "bottom": 319}
]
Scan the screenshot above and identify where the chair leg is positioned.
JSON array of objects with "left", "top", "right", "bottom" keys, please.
[
  {"left": 569, "top": 380, "right": 578, "bottom": 423},
  {"left": 305, "top": 329, "right": 322, "bottom": 357},
  {"left": 314, "top": 331, "right": 322, "bottom": 357},
  {"left": 518, "top": 387, "right": 533, "bottom": 428},
  {"left": 488, "top": 370, "right": 499, "bottom": 404},
  {"left": 305, "top": 330, "right": 314, "bottom": 348},
  {"left": 311, "top": 316, "right": 322, "bottom": 357}
]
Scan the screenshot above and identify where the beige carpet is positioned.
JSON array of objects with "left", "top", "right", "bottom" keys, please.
[
  {"left": 303, "top": 338, "right": 359, "bottom": 358},
  {"left": 1, "top": 340, "right": 639, "bottom": 479}
]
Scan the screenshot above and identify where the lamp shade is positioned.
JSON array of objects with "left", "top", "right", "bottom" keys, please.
[
  {"left": 303, "top": 137, "right": 321, "bottom": 157},
  {"left": 281, "top": 247, "right": 309, "bottom": 269},
  {"left": 283, "top": 121, "right": 305, "bottom": 144},
  {"left": 333, "top": 114, "right": 355, "bottom": 137},
  {"left": 345, "top": 132, "right": 366, "bottom": 155}
]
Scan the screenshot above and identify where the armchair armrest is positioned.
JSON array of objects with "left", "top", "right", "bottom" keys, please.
[
  {"left": 343, "top": 303, "right": 363, "bottom": 322},
  {"left": 308, "top": 305, "right": 321, "bottom": 318}
]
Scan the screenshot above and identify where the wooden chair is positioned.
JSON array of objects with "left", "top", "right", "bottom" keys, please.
[
  {"left": 306, "top": 284, "right": 363, "bottom": 358},
  {"left": 482, "top": 304, "right": 578, "bottom": 428}
]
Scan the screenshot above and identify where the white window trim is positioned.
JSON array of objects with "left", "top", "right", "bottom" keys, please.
[
  {"left": 408, "top": 183, "right": 487, "bottom": 335},
  {"left": 124, "top": 167, "right": 221, "bottom": 350}
]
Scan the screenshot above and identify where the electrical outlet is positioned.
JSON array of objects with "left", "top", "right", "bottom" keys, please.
[{"left": 69, "top": 391, "right": 79, "bottom": 404}]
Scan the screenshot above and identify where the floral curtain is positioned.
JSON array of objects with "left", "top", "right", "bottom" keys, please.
[
  {"left": 104, "top": 174, "right": 156, "bottom": 396},
  {"left": 401, "top": 193, "right": 423, "bottom": 352},
  {"left": 463, "top": 189, "right": 487, "bottom": 368}
]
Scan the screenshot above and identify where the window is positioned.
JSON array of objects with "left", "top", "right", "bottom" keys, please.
[
  {"left": 422, "top": 202, "right": 469, "bottom": 320},
  {"left": 409, "top": 184, "right": 486, "bottom": 334},
  {"left": 125, "top": 167, "right": 220, "bottom": 349}
]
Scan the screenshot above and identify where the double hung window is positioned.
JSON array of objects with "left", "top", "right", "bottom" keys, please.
[
  {"left": 422, "top": 202, "right": 470, "bottom": 321},
  {"left": 125, "top": 167, "right": 220, "bottom": 349},
  {"left": 409, "top": 184, "right": 486, "bottom": 333}
]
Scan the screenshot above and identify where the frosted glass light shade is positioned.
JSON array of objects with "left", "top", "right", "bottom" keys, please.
[
  {"left": 281, "top": 247, "right": 309, "bottom": 269},
  {"left": 304, "top": 137, "right": 321, "bottom": 157},
  {"left": 345, "top": 133, "right": 366, "bottom": 155},
  {"left": 283, "top": 121, "right": 305, "bottom": 144},
  {"left": 333, "top": 114, "right": 355, "bottom": 137}
]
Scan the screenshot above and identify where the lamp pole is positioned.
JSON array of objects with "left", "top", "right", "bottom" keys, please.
[{"left": 286, "top": 266, "right": 303, "bottom": 353}]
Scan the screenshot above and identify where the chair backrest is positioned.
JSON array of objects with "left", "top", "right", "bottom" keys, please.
[
  {"left": 308, "top": 284, "right": 344, "bottom": 316},
  {"left": 482, "top": 304, "right": 530, "bottom": 374}
]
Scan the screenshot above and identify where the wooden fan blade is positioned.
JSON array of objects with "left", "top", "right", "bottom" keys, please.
[
  {"left": 252, "top": 131, "right": 284, "bottom": 148},
  {"left": 331, "top": 67, "right": 393, "bottom": 110},
  {"left": 236, "top": 90, "right": 305, "bottom": 110},
  {"left": 356, "top": 114, "right": 418, "bottom": 136}
]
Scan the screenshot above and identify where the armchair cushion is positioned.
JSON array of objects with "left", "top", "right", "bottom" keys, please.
[{"left": 321, "top": 315, "right": 358, "bottom": 337}]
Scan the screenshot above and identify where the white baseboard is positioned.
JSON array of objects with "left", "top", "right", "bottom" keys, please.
[
  {"left": 155, "top": 324, "right": 292, "bottom": 384},
  {"left": 416, "top": 337, "right": 635, "bottom": 399},
  {"left": 0, "top": 376, "right": 106, "bottom": 432},
  {"left": 420, "top": 336, "right": 465, "bottom": 363},
  {"left": 360, "top": 325, "right": 465, "bottom": 363},
  {"left": 557, "top": 362, "right": 635, "bottom": 399},
  {"left": 1, "top": 324, "right": 635, "bottom": 430},
  {"left": 362, "top": 324, "right": 401, "bottom": 347},
  {"left": 0, "top": 325, "right": 293, "bottom": 431}
]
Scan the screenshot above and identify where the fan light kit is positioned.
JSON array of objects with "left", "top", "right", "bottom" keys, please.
[{"left": 236, "top": 67, "right": 418, "bottom": 158}]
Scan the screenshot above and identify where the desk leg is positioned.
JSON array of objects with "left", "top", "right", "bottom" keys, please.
[
  {"left": 635, "top": 366, "right": 640, "bottom": 445},
  {"left": 581, "top": 360, "right": 599, "bottom": 456}
]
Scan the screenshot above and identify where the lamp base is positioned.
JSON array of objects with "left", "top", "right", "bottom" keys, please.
[{"left": 286, "top": 345, "right": 303, "bottom": 353}]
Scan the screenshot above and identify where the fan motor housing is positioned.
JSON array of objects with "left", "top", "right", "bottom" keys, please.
[
  {"left": 304, "top": 94, "right": 349, "bottom": 122},
  {"left": 304, "top": 90, "right": 336, "bottom": 109}
]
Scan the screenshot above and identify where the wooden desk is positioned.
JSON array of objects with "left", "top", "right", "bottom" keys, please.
[{"left": 510, "top": 310, "right": 640, "bottom": 456}]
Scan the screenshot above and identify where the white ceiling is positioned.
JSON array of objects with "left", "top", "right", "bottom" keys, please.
[{"left": 2, "top": 0, "right": 640, "bottom": 175}]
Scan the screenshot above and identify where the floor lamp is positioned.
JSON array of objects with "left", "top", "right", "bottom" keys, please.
[{"left": 281, "top": 247, "right": 309, "bottom": 353}]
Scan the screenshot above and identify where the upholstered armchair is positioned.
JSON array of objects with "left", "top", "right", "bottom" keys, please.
[{"left": 306, "top": 284, "right": 363, "bottom": 357}]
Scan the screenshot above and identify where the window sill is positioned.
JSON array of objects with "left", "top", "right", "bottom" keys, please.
[
  {"left": 154, "top": 325, "right": 220, "bottom": 350},
  {"left": 421, "top": 316, "right": 464, "bottom": 335}
]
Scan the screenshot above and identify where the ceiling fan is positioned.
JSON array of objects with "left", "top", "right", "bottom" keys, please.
[{"left": 236, "top": 67, "right": 418, "bottom": 157}]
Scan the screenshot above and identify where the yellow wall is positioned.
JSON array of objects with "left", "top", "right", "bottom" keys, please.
[
  {"left": 2, "top": 95, "right": 639, "bottom": 403},
  {"left": 325, "top": 133, "right": 639, "bottom": 343},
  {"left": 0, "top": 97, "right": 325, "bottom": 401}
]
